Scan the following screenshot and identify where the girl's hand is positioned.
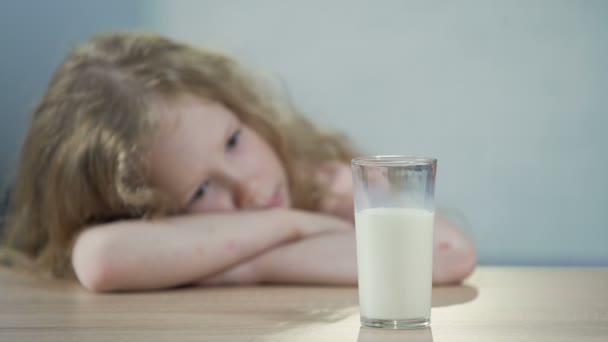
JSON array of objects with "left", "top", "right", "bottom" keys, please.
[
  {"left": 195, "top": 209, "right": 353, "bottom": 286},
  {"left": 316, "top": 161, "right": 355, "bottom": 223},
  {"left": 289, "top": 208, "right": 354, "bottom": 237},
  {"left": 197, "top": 231, "right": 358, "bottom": 287}
]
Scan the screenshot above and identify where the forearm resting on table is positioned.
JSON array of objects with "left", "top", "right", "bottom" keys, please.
[
  {"left": 71, "top": 210, "right": 299, "bottom": 292},
  {"left": 197, "top": 231, "right": 357, "bottom": 286},
  {"left": 200, "top": 217, "right": 476, "bottom": 286}
]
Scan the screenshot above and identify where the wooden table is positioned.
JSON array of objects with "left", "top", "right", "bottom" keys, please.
[{"left": 1, "top": 267, "right": 607, "bottom": 341}]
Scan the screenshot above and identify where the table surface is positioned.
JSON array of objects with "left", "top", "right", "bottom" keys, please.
[{"left": 1, "top": 266, "right": 607, "bottom": 341}]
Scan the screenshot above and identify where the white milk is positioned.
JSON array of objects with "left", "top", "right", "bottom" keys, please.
[{"left": 355, "top": 207, "right": 434, "bottom": 321}]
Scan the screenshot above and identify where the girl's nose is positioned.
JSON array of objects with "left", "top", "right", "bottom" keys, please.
[{"left": 235, "top": 179, "right": 263, "bottom": 210}]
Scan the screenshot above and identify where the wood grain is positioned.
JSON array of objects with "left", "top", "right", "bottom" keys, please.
[{"left": 1, "top": 267, "right": 607, "bottom": 341}]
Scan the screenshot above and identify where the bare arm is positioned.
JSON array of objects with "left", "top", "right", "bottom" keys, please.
[
  {"left": 72, "top": 209, "right": 352, "bottom": 292},
  {"left": 431, "top": 215, "right": 477, "bottom": 284},
  {"left": 198, "top": 231, "right": 357, "bottom": 286},
  {"left": 198, "top": 215, "right": 476, "bottom": 286}
]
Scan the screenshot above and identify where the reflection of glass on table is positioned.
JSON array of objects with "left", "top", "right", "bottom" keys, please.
[{"left": 357, "top": 326, "right": 434, "bottom": 342}]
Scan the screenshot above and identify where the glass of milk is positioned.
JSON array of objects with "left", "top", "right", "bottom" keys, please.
[{"left": 352, "top": 155, "right": 436, "bottom": 329}]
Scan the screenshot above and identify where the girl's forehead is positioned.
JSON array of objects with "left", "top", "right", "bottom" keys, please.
[{"left": 153, "top": 94, "right": 236, "bottom": 133}]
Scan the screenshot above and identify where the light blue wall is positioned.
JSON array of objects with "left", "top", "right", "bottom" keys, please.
[{"left": 150, "top": 0, "right": 608, "bottom": 266}]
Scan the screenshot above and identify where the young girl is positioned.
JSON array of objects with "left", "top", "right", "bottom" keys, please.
[{"left": 0, "top": 32, "right": 476, "bottom": 292}]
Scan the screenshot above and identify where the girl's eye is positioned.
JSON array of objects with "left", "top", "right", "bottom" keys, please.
[
  {"left": 226, "top": 129, "right": 241, "bottom": 150},
  {"left": 191, "top": 181, "right": 210, "bottom": 203}
]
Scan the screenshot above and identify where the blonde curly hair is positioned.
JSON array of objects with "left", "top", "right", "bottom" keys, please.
[{"left": 0, "top": 32, "right": 357, "bottom": 277}]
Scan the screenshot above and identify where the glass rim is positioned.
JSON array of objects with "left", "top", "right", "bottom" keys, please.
[{"left": 351, "top": 155, "right": 437, "bottom": 166}]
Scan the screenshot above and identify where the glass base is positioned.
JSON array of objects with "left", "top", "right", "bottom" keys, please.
[{"left": 361, "top": 316, "right": 430, "bottom": 329}]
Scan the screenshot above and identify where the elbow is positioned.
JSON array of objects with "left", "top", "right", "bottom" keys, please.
[
  {"left": 433, "top": 239, "right": 477, "bottom": 285},
  {"left": 71, "top": 228, "right": 120, "bottom": 293},
  {"left": 455, "top": 241, "right": 477, "bottom": 281}
]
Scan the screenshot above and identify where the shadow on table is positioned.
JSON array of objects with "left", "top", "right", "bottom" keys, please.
[
  {"left": 432, "top": 284, "right": 478, "bottom": 307},
  {"left": 357, "top": 326, "right": 433, "bottom": 342}
]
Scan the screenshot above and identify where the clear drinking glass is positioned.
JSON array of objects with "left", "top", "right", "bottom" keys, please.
[{"left": 352, "top": 155, "right": 437, "bottom": 329}]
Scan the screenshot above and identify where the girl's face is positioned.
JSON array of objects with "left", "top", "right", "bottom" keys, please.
[{"left": 148, "top": 94, "right": 291, "bottom": 214}]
